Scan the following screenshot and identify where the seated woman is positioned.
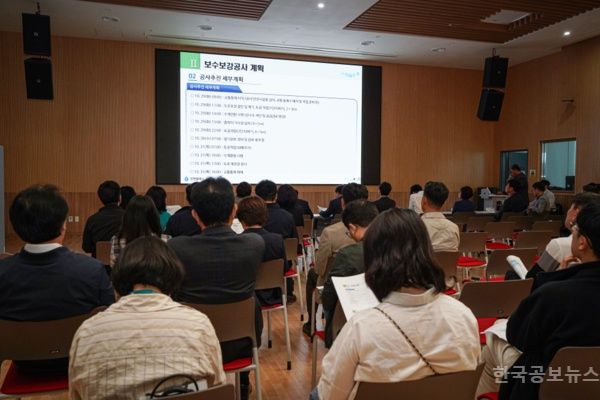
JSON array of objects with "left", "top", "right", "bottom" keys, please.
[
  {"left": 453, "top": 185, "right": 476, "bottom": 213},
  {"left": 110, "top": 195, "right": 162, "bottom": 267},
  {"left": 313, "top": 208, "right": 480, "bottom": 400},
  {"left": 69, "top": 236, "right": 225, "bottom": 400},
  {"left": 146, "top": 185, "right": 171, "bottom": 232}
]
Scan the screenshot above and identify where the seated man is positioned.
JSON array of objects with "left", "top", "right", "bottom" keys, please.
[
  {"left": 303, "top": 183, "right": 369, "bottom": 336},
  {"left": 82, "top": 180, "right": 125, "bottom": 257},
  {"left": 373, "top": 182, "right": 396, "bottom": 212},
  {"left": 164, "top": 182, "right": 201, "bottom": 237},
  {"left": 421, "top": 181, "right": 459, "bottom": 252},
  {"left": 0, "top": 184, "right": 114, "bottom": 375},
  {"left": 319, "top": 185, "right": 343, "bottom": 219},
  {"left": 495, "top": 179, "right": 528, "bottom": 221},
  {"left": 69, "top": 236, "right": 225, "bottom": 399},
  {"left": 408, "top": 184, "right": 424, "bottom": 214},
  {"left": 452, "top": 186, "right": 476, "bottom": 213},
  {"left": 321, "top": 199, "right": 379, "bottom": 347},
  {"left": 508, "top": 164, "right": 529, "bottom": 203},
  {"left": 539, "top": 179, "right": 556, "bottom": 211},
  {"left": 168, "top": 177, "right": 264, "bottom": 400},
  {"left": 526, "top": 181, "right": 550, "bottom": 215},
  {"left": 477, "top": 201, "right": 600, "bottom": 399}
]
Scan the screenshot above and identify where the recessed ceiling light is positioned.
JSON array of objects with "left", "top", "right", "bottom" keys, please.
[
  {"left": 431, "top": 47, "right": 446, "bottom": 53},
  {"left": 198, "top": 25, "right": 213, "bottom": 31},
  {"left": 361, "top": 40, "right": 375, "bottom": 46},
  {"left": 563, "top": 31, "right": 571, "bottom": 37},
  {"left": 317, "top": 3, "right": 325, "bottom": 9},
  {"left": 101, "top": 16, "right": 120, "bottom": 23}
]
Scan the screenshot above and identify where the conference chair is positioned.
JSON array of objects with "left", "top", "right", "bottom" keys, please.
[
  {"left": 354, "top": 363, "right": 484, "bottom": 400},
  {"left": 506, "top": 215, "right": 534, "bottom": 231},
  {"left": 95, "top": 240, "right": 111, "bottom": 266},
  {"left": 310, "top": 287, "right": 325, "bottom": 388},
  {"left": 256, "top": 259, "right": 292, "bottom": 371},
  {"left": 451, "top": 212, "right": 475, "bottom": 231},
  {"left": 485, "top": 248, "right": 538, "bottom": 280},
  {"left": 434, "top": 251, "right": 460, "bottom": 293},
  {"left": 185, "top": 299, "right": 262, "bottom": 400},
  {"left": 164, "top": 384, "right": 235, "bottom": 400},
  {"left": 484, "top": 221, "right": 517, "bottom": 250},
  {"left": 466, "top": 216, "right": 493, "bottom": 232},
  {"left": 283, "top": 238, "right": 305, "bottom": 321},
  {"left": 532, "top": 220, "right": 563, "bottom": 237},
  {"left": 501, "top": 211, "right": 525, "bottom": 220},
  {"left": 457, "top": 232, "right": 488, "bottom": 280},
  {"left": 513, "top": 231, "right": 553, "bottom": 254},
  {"left": 459, "top": 279, "right": 533, "bottom": 344},
  {"left": 0, "top": 308, "right": 104, "bottom": 398}
]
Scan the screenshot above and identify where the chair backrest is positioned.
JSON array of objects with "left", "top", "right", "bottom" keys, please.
[
  {"left": 514, "top": 231, "right": 553, "bottom": 254},
  {"left": 283, "top": 238, "right": 298, "bottom": 264},
  {"left": 506, "top": 215, "right": 534, "bottom": 231},
  {"left": 532, "top": 220, "right": 563, "bottom": 237},
  {"left": 164, "top": 384, "right": 235, "bottom": 400},
  {"left": 501, "top": 211, "right": 525, "bottom": 220},
  {"left": 95, "top": 240, "right": 111, "bottom": 265},
  {"left": 485, "top": 248, "right": 538, "bottom": 277},
  {"left": 0, "top": 308, "right": 104, "bottom": 362},
  {"left": 466, "top": 217, "right": 493, "bottom": 232},
  {"left": 354, "top": 363, "right": 484, "bottom": 400},
  {"left": 452, "top": 212, "right": 476, "bottom": 224},
  {"left": 0, "top": 252, "right": 13, "bottom": 260},
  {"left": 484, "top": 221, "right": 516, "bottom": 241},
  {"left": 434, "top": 251, "right": 460, "bottom": 281},
  {"left": 303, "top": 218, "right": 314, "bottom": 237},
  {"left": 255, "top": 259, "right": 285, "bottom": 292},
  {"left": 459, "top": 279, "right": 533, "bottom": 318},
  {"left": 459, "top": 232, "right": 488, "bottom": 254},
  {"left": 331, "top": 301, "right": 347, "bottom": 343},
  {"left": 185, "top": 298, "right": 257, "bottom": 346},
  {"left": 539, "top": 347, "right": 600, "bottom": 400}
]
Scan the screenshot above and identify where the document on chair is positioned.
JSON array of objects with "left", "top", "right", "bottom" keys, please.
[
  {"left": 332, "top": 273, "right": 380, "bottom": 320},
  {"left": 484, "top": 318, "right": 508, "bottom": 342}
]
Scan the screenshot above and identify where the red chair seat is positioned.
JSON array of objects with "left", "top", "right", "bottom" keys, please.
[
  {"left": 485, "top": 242, "right": 512, "bottom": 250},
  {"left": 478, "top": 392, "right": 498, "bottom": 400},
  {"left": 223, "top": 357, "right": 253, "bottom": 371},
  {"left": 314, "top": 330, "right": 325, "bottom": 341},
  {"left": 261, "top": 303, "right": 283, "bottom": 311},
  {"left": 477, "top": 317, "right": 498, "bottom": 345},
  {"left": 0, "top": 361, "right": 68, "bottom": 394},
  {"left": 444, "top": 288, "right": 458, "bottom": 296},
  {"left": 533, "top": 255, "right": 540, "bottom": 262},
  {"left": 457, "top": 256, "right": 486, "bottom": 267},
  {"left": 487, "top": 276, "right": 505, "bottom": 282},
  {"left": 284, "top": 268, "right": 298, "bottom": 277}
]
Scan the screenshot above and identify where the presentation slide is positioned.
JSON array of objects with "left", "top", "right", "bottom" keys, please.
[{"left": 178, "top": 52, "right": 362, "bottom": 184}]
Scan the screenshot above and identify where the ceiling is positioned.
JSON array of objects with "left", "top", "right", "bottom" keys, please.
[{"left": 2, "top": 0, "right": 600, "bottom": 69}]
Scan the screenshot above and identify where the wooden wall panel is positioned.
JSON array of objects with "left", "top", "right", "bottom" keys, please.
[
  {"left": 494, "top": 35, "right": 600, "bottom": 193},
  {"left": 0, "top": 31, "right": 493, "bottom": 235}
]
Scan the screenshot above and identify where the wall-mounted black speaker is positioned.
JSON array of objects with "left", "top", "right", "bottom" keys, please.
[
  {"left": 482, "top": 56, "right": 508, "bottom": 88},
  {"left": 22, "top": 13, "right": 51, "bottom": 56},
  {"left": 477, "top": 89, "right": 503, "bottom": 121},
  {"left": 24, "top": 58, "right": 53, "bottom": 100}
]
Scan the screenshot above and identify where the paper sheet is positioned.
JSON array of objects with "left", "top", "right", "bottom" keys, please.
[
  {"left": 484, "top": 318, "right": 508, "bottom": 343},
  {"left": 332, "top": 273, "right": 380, "bottom": 320}
]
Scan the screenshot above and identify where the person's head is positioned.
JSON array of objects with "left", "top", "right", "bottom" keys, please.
[
  {"left": 572, "top": 202, "right": 600, "bottom": 262},
  {"left": 565, "top": 192, "right": 600, "bottom": 230},
  {"left": 97, "top": 180, "right": 120, "bottom": 205},
  {"left": 460, "top": 186, "right": 474, "bottom": 201},
  {"left": 237, "top": 196, "right": 268, "bottom": 228},
  {"left": 583, "top": 182, "right": 600, "bottom": 194},
  {"left": 277, "top": 184, "right": 298, "bottom": 210},
  {"left": 540, "top": 179, "right": 551, "bottom": 189},
  {"left": 505, "top": 179, "right": 521, "bottom": 195},
  {"left": 191, "top": 177, "right": 236, "bottom": 228},
  {"left": 9, "top": 184, "right": 68, "bottom": 244},
  {"left": 119, "top": 186, "right": 136, "bottom": 210},
  {"left": 118, "top": 195, "right": 161, "bottom": 242},
  {"left": 422, "top": 181, "right": 449, "bottom": 212},
  {"left": 342, "top": 199, "right": 379, "bottom": 241},
  {"left": 335, "top": 185, "right": 344, "bottom": 196},
  {"left": 111, "top": 236, "right": 185, "bottom": 297},
  {"left": 341, "top": 183, "right": 369, "bottom": 207},
  {"left": 185, "top": 182, "right": 198, "bottom": 205},
  {"left": 510, "top": 164, "right": 522, "bottom": 177},
  {"left": 532, "top": 181, "right": 546, "bottom": 198},
  {"left": 255, "top": 179, "right": 277, "bottom": 202},
  {"left": 379, "top": 182, "right": 392, "bottom": 196},
  {"left": 236, "top": 181, "right": 252, "bottom": 198},
  {"left": 410, "top": 184, "right": 423, "bottom": 195},
  {"left": 145, "top": 186, "right": 167, "bottom": 212},
  {"left": 363, "top": 209, "right": 445, "bottom": 301}
]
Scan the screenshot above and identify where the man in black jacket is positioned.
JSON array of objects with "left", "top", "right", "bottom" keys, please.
[
  {"left": 373, "top": 182, "right": 396, "bottom": 212},
  {"left": 164, "top": 182, "right": 201, "bottom": 237},
  {"left": 495, "top": 179, "right": 527, "bottom": 221},
  {"left": 82, "top": 180, "right": 124, "bottom": 257},
  {"left": 319, "top": 185, "right": 343, "bottom": 219}
]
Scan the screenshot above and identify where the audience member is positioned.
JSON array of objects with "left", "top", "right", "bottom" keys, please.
[
  {"left": 69, "top": 236, "right": 225, "bottom": 399},
  {"left": 452, "top": 186, "right": 476, "bottom": 213},
  {"left": 313, "top": 209, "right": 480, "bottom": 400},
  {"left": 495, "top": 179, "right": 527, "bottom": 220},
  {"left": 319, "top": 185, "right": 343, "bottom": 219},
  {"left": 164, "top": 182, "right": 202, "bottom": 238},
  {"left": 0, "top": 184, "right": 114, "bottom": 375},
  {"left": 146, "top": 185, "right": 171, "bottom": 232},
  {"left": 238, "top": 196, "right": 287, "bottom": 306},
  {"left": 168, "top": 177, "right": 263, "bottom": 400},
  {"left": 526, "top": 181, "right": 550, "bottom": 215},
  {"left": 421, "top": 181, "right": 459, "bottom": 252},
  {"left": 539, "top": 179, "right": 555, "bottom": 210},
  {"left": 508, "top": 164, "right": 529, "bottom": 202},
  {"left": 373, "top": 181, "right": 396, "bottom": 212},
  {"left": 82, "top": 180, "right": 125, "bottom": 257},
  {"left": 583, "top": 182, "right": 600, "bottom": 194},
  {"left": 321, "top": 199, "right": 379, "bottom": 347},
  {"left": 478, "top": 201, "right": 600, "bottom": 399},
  {"left": 119, "top": 185, "right": 136, "bottom": 210},
  {"left": 408, "top": 184, "right": 424, "bottom": 214},
  {"left": 303, "top": 183, "right": 368, "bottom": 336},
  {"left": 277, "top": 184, "right": 305, "bottom": 226},
  {"left": 296, "top": 190, "right": 314, "bottom": 217},
  {"left": 110, "top": 195, "right": 162, "bottom": 267},
  {"left": 236, "top": 181, "right": 252, "bottom": 203}
]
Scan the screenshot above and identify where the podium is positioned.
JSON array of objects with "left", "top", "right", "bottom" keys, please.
[{"left": 483, "top": 194, "right": 508, "bottom": 211}]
